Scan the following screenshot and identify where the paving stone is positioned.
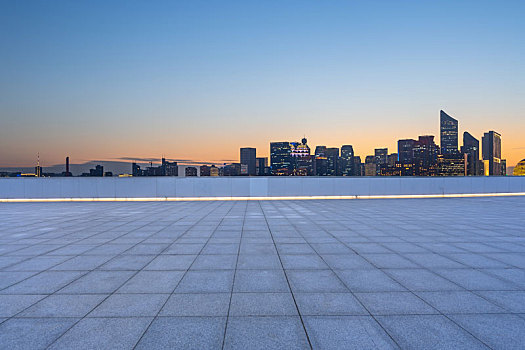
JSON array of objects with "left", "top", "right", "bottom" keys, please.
[
  {"left": 416, "top": 291, "right": 505, "bottom": 314},
  {"left": 230, "top": 292, "right": 298, "bottom": 316},
  {"left": 89, "top": 293, "right": 168, "bottom": 317},
  {"left": 294, "top": 292, "right": 368, "bottom": 315},
  {"left": 377, "top": 315, "right": 489, "bottom": 349},
  {"left": 175, "top": 270, "right": 234, "bottom": 293},
  {"left": 224, "top": 316, "right": 309, "bottom": 350},
  {"left": 0, "top": 294, "right": 46, "bottom": 317},
  {"left": 160, "top": 293, "right": 230, "bottom": 316},
  {"left": 0, "top": 317, "right": 77, "bottom": 350},
  {"left": 49, "top": 317, "right": 152, "bottom": 350},
  {"left": 304, "top": 316, "right": 397, "bottom": 349},
  {"left": 118, "top": 271, "right": 185, "bottom": 293},
  {"left": 233, "top": 270, "right": 290, "bottom": 292},
  {"left": 20, "top": 294, "right": 107, "bottom": 317},
  {"left": 136, "top": 317, "right": 226, "bottom": 349},
  {"left": 448, "top": 314, "right": 525, "bottom": 350}
]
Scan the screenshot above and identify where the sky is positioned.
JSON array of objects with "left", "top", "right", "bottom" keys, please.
[{"left": 1, "top": 0, "right": 524, "bottom": 170}]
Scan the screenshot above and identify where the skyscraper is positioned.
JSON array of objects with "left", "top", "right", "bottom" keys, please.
[
  {"left": 291, "top": 138, "right": 312, "bottom": 176},
  {"left": 340, "top": 145, "right": 354, "bottom": 176},
  {"left": 325, "top": 148, "right": 340, "bottom": 176},
  {"left": 240, "top": 147, "right": 257, "bottom": 176},
  {"left": 398, "top": 139, "right": 416, "bottom": 164},
  {"left": 314, "top": 146, "right": 327, "bottom": 176},
  {"left": 482, "top": 131, "right": 502, "bottom": 176},
  {"left": 461, "top": 132, "right": 480, "bottom": 176},
  {"left": 440, "top": 110, "right": 458, "bottom": 155},
  {"left": 374, "top": 148, "right": 388, "bottom": 175},
  {"left": 413, "top": 135, "right": 439, "bottom": 176},
  {"left": 270, "top": 142, "right": 292, "bottom": 175}
]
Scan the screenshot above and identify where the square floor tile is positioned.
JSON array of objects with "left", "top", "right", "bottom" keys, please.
[{"left": 224, "top": 316, "right": 309, "bottom": 350}]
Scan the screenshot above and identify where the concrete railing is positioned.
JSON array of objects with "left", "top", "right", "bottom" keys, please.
[{"left": 0, "top": 177, "right": 524, "bottom": 200}]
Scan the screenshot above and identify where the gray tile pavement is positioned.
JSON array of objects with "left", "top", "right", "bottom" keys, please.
[{"left": 1, "top": 197, "right": 524, "bottom": 348}]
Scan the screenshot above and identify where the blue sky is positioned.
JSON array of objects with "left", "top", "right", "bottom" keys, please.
[{"left": 1, "top": 0, "right": 524, "bottom": 167}]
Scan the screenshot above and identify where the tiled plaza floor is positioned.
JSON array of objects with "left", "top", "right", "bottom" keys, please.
[{"left": 1, "top": 197, "right": 525, "bottom": 349}]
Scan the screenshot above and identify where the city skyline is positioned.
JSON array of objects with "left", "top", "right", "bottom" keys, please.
[
  {"left": 1, "top": 1, "right": 524, "bottom": 168},
  {"left": 1, "top": 109, "right": 514, "bottom": 176}
]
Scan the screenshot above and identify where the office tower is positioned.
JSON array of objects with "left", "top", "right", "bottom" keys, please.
[
  {"left": 291, "top": 138, "right": 313, "bottom": 175},
  {"left": 482, "top": 131, "right": 502, "bottom": 175},
  {"left": 200, "top": 165, "right": 211, "bottom": 176},
  {"left": 256, "top": 157, "right": 269, "bottom": 176},
  {"left": 413, "top": 136, "right": 439, "bottom": 176},
  {"left": 353, "top": 156, "right": 363, "bottom": 176},
  {"left": 325, "top": 148, "right": 339, "bottom": 176},
  {"left": 387, "top": 153, "right": 397, "bottom": 167},
  {"left": 270, "top": 142, "right": 292, "bottom": 175},
  {"left": 440, "top": 110, "right": 459, "bottom": 154},
  {"left": 398, "top": 139, "right": 416, "bottom": 164},
  {"left": 340, "top": 145, "right": 354, "bottom": 176},
  {"left": 240, "top": 147, "right": 257, "bottom": 176},
  {"left": 374, "top": 148, "right": 388, "bottom": 175},
  {"left": 437, "top": 153, "right": 467, "bottom": 176},
  {"left": 162, "top": 158, "right": 178, "bottom": 176},
  {"left": 364, "top": 155, "right": 376, "bottom": 176},
  {"left": 313, "top": 146, "right": 327, "bottom": 176},
  {"left": 461, "top": 132, "right": 480, "bottom": 176}
]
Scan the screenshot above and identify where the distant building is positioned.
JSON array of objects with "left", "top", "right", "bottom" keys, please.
[
  {"left": 210, "top": 166, "right": 219, "bottom": 176},
  {"left": 374, "top": 148, "right": 388, "bottom": 175},
  {"left": 131, "top": 158, "right": 178, "bottom": 176},
  {"left": 185, "top": 167, "right": 197, "bottom": 177},
  {"left": 340, "top": 145, "right": 354, "bottom": 176},
  {"left": 398, "top": 139, "right": 416, "bottom": 164},
  {"left": 240, "top": 148, "right": 257, "bottom": 176},
  {"left": 513, "top": 159, "right": 525, "bottom": 176},
  {"left": 325, "top": 148, "right": 339, "bottom": 176},
  {"left": 482, "top": 131, "right": 502, "bottom": 175},
  {"left": 353, "top": 156, "right": 363, "bottom": 176},
  {"left": 200, "top": 165, "right": 211, "bottom": 176},
  {"left": 222, "top": 163, "right": 242, "bottom": 176},
  {"left": 314, "top": 146, "right": 328, "bottom": 176},
  {"left": 437, "top": 154, "right": 466, "bottom": 176},
  {"left": 90, "top": 165, "right": 104, "bottom": 177},
  {"left": 413, "top": 136, "right": 439, "bottom": 176},
  {"left": 256, "top": 157, "right": 269, "bottom": 176},
  {"left": 461, "top": 132, "right": 480, "bottom": 176},
  {"left": 364, "top": 156, "right": 376, "bottom": 176},
  {"left": 270, "top": 142, "right": 292, "bottom": 175},
  {"left": 501, "top": 159, "right": 506, "bottom": 176},
  {"left": 291, "top": 138, "right": 313, "bottom": 176},
  {"left": 440, "top": 110, "right": 459, "bottom": 155},
  {"left": 387, "top": 153, "right": 398, "bottom": 167}
]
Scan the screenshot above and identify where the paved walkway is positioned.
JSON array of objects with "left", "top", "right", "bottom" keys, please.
[{"left": 1, "top": 198, "right": 524, "bottom": 349}]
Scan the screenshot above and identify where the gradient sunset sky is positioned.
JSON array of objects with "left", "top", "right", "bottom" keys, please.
[{"left": 1, "top": 1, "right": 524, "bottom": 169}]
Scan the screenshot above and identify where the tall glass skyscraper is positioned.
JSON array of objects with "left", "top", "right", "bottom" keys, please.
[
  {"left": 461, "top": 132, "right": 480, "bottom": 176},
  {"left": 340, "top": 145, "right": 354, "bottom": 176},
  {"left": 440, "top": 110, "right": 458, "bottom": 155},
  {"left": 482, "top": 131, "right": 502, "bottom": 175},
  {"left": 270, "top": 142, "right": 292, "bottom": 175}
]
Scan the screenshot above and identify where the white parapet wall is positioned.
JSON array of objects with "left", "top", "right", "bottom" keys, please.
[{"left": 0, "top": 177, "right": 525, "bottom": 201}]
